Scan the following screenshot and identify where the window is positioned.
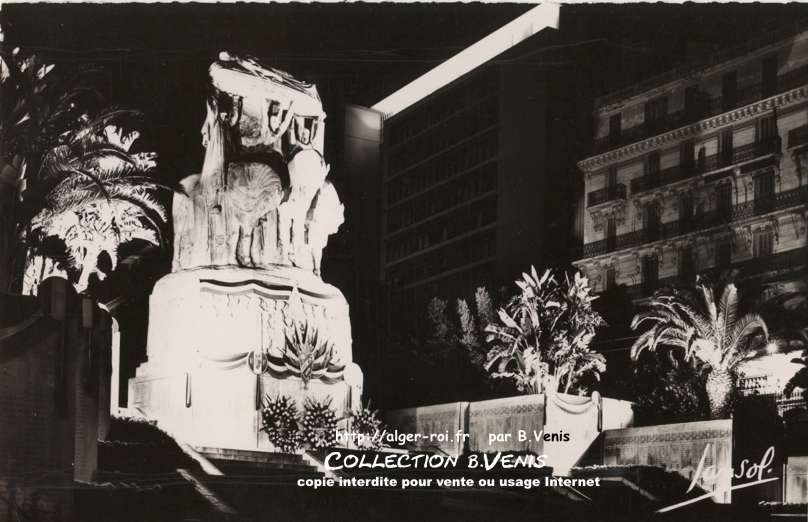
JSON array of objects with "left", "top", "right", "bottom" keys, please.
[
  {"left": 720, "top": 128, "right": 734, "bottom": 167},
  {"left": 679, "top": 194, "right": 694, "bottom": 232},
  {"left": 606, "top": 216, "right": 617, "bottom": 250},
  {"left": 754, "top": 171, "right": 775, "bottom": 214},
  {"left": 716, "top": 241, "right": 732, "bottom": 269},
  {"left": 646, "top": 151, "right": 661, "bottom": 181},
  {"left": 752, "top": 229, "right": 774, "bottom": 258},
  {"left": 697, "top": 146, "right": 708, "bottom": 172},
  {"left": 684, "top": 85, "right": 700, "bottom": 120},
  {"left": 717, "top": 184, "right": 733, "bottom": 221},
  {"left": 609, "top": 113, "right": 622, "bottom": 146},
  {"left": 679, "top": 245, "right": 696, "bottom": 282},
  {"left": 645, "top": 97, "right": 668, "bottom": 132},
  {"left": 757, "top": 115, "right": 778, "bottom": 153},
  {"left": 607, "top": 166, "right": 618, "bottom": 188},
  {"left": 644, "top": 204, "right": 660, "bottom": 242},
  {"left": 605, "top": 266, "right": 616, "bottom": 291},
  {"left": 722, "top": 71, "right": 737, "bottom": 111},
  {"left": 762, "top": 55, "right": 778, "bottom": 98},
  {"left": 680, "top": 140, "right": 695, "bottom": 173},
  {"left": 642, "top": 255, "right": 659, "bottom": 294}
]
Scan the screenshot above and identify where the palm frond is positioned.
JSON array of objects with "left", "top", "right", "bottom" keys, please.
[{"left": 724, "top": 313, "right": 768, "bottom": 356}]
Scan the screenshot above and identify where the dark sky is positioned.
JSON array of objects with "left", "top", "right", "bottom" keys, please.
[
  {"left": 3, "top": 3, "right": 808, "bottom": 179},
  {"left": 1, "top": 3, "right": 531, "bottom": 178}
]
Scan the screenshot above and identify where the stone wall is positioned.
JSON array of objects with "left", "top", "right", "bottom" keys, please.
[
  {"left": 467, "top": 395, "right": 544, "bottom": 454},
  {"left": 384, "top": 401, "right": 468, "bottom": 456},
  {"left": 384, "top": 393, "right": 635, "bottom": 469},
  {"left": 0, "top": 278, "right": 112, "bottom": 522},
  {"left": 598, "top": 419, "right": 733, "bottom": 503}
]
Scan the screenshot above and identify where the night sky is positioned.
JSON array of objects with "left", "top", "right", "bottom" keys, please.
[{"left": 3, "top": 3, "right": 807, "bottom": 181}]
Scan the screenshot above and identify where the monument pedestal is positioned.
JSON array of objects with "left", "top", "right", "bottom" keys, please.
[{"left": 129, "top": 266, "right": 361, "bottom": 451}]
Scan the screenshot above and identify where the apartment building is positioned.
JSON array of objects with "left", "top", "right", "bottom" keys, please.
[{"left": 574, "top": 29, "right": 808, "bottom": 300}]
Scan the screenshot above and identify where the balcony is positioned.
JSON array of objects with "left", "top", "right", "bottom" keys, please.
[
  {"left": 592, "top": 64, "right": 808, "bottom": 155},
  {"left": 587, "top": 183, "right": 626, "bottom": 208},
  {"left": 630, "top": 164, "right": 696, "bottom": 194},
  {"left": 698, "top": 137, "right": 781, "bottom": 174},
  {"left": 623, "top": 246, "right": 808, "bottom": 299},
  {"left": 580, "top": 185, "right": 807, "bottom": 258},
  {"left": 628, "top": 139, "right": 779, "bottom": 197}
]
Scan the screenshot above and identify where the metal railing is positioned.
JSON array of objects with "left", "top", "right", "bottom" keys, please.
[
  {"left": 587, "top": 183, "right": 627, "bottom": 208},
  {"left": 581, "top": 185, "right": 807, "bottom": 258},
  {"left": 631, "top": 164, "right": 696, "bottom": 194},
  {"left": 621, "top": 246, "right": 808, "bottom": 300},
  {"left": 592, "top": 65, "right": 808, "bottom": 154},
  {"left": 628, "top": 138, "right": 780, "bottom": 197}
]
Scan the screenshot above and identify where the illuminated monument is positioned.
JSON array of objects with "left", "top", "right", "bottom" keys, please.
[{"left": 130, "top": 53, "right": 362, "bottom": 451}]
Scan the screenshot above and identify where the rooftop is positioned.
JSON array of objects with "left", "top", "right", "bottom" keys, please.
[{"left": 595, "top": 19, "right": 808, "bottom": 111}]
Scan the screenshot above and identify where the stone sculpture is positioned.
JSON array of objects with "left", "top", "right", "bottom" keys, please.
[
  {"left": 132, "top": 53, "right": 361, "bottom": 452},
  {"left": 172, "top": 54, "right": 338, "bottom": 273}
]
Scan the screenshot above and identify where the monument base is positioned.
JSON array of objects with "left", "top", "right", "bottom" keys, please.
[{"left": 129, "top": 266, "right": 361, "bottom": 451}]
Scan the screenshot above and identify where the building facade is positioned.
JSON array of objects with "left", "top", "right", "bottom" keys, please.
[
  {"left": 574, "top": 30, "right": 808, "bottom": 302},
  {"left": 380, "top": 64, "right": 546, "bottom": 325},
  {"left": 376, "top": 34, "right": 616, "bottom": 332}
]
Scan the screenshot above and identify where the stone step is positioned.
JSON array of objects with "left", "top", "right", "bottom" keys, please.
[
  {"left": 195, "top": 447, "right": 321, "bottom": 475},
  {"left": 210, "top": 458, "right": 320, "bottom": 475},
  {"left": 195, "top": 446, "right": 306, "bottom": 465}
]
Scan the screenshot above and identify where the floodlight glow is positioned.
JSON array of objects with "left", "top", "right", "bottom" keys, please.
[
  {"left": 371, "top": 2, "right": 560, "bottom": 119},
  {"left": 765, "top": 342, "right": 779, "bottom": 354}
]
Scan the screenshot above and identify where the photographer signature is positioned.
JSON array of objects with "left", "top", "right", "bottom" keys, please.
[{"left": 658, "top": 443, "right": 778, "bottom": 513}]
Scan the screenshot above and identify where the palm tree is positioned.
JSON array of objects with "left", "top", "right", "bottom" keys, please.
[
  {"left": 1, "top": 39, "right": 165, "bottom": 294},
  {"left": 22, "top": 121, "right": 165, "bottom": 293},
  {"left": 630, "top": 282, "right": 770, "bottom": 419}
]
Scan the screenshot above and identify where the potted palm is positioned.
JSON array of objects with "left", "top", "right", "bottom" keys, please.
[{"left": 484, "top": 267, "right": 606, "bottom": 395}]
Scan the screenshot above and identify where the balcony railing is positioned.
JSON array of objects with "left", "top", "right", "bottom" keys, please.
[
  {"left": 581, "top": 185, "right": 807, "bottom": 258},
  {"left": 698, "top": 137, "right": 781, "bottom": 174},
  {"left": 630, "top": 164, "right": 696, "bottom": 194},
  {"left": 628, "top": 139, "right": 779, "bottom": 197},
  {"left": 623, "top": 246, "right": 808, "bottom": 299},
  {"left": 592, "top": 64, "right": 808, "bottom": 155},
  {"left": 587, "top": 183, "right": 626, "bottom": 208}
]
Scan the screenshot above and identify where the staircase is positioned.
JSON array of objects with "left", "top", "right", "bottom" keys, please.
[{"left": 80, "top": 417, "right": 232, "bottom": 521}]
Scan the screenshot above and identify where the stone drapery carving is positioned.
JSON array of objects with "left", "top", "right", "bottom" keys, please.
[{"left": 172, "top": 53, "right": 340, "bottom": 276}]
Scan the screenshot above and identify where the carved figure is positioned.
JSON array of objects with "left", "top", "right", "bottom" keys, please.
[
  {"left": 306, "top": 181, "right": 344, "bottom": 275},
  {"left": 172, "top": 53, "right": 343, "bottom": 274},
  {"left": 279, "top": 148, "right": 330, "bottom": 265},
  {"left": 267, "top": 99, "right": 295, "bottom": 144}
]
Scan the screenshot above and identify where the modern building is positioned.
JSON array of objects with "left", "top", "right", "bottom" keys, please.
[
  {"left": 360, "top": 4, "right": 618, "bottom": 333},
  {"left": 573, "top": 28, "right": 808, "bottom": 303}
]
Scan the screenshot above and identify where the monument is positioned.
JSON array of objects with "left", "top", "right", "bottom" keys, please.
[{"left": 129, "top": 53, "right": 362, "bottom": 451}]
